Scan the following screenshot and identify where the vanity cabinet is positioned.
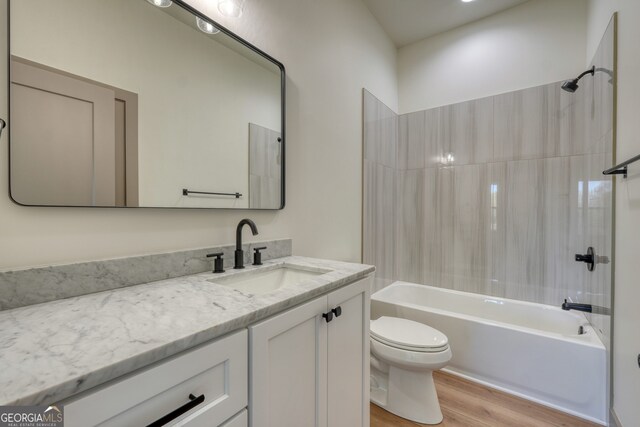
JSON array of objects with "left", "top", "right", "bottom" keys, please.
[
  {"left": 57, "top": 276, "right": 371, "bottom": 427},
  {"left": 62, "top": 330, "right": 248, "bottom": 427},
  {"left": 249, "top": 277, "right": 371, "bottom": 427}
]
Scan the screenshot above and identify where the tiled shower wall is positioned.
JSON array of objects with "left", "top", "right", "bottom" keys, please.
[
  {"left": 363, "top": 93, "right": 397, "bottom": 292},
  {"left": 363, "top": 20, "right": 614, "bottom": 344}
]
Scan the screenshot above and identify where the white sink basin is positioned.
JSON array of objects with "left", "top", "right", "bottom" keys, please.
[{"left": 208, "top": 264, "right": 332, "bottom": 295}]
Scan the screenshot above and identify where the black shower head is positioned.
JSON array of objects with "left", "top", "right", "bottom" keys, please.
[
  {"left": 561, "top": 79, "right": 579, "bottom": 93},
  {"left": 561, "top": 66, "right": 595, "bottom": 93}
]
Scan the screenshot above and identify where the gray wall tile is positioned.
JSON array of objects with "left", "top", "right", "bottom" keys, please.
[
  {"left": 397, "top": 111, "right": 426, "bottom": 170},
  {"left": 488, "top": 162, "right": 507, "bottom": 298},
  {"left": 440, "top": 97, "right": 493, "bottom": 166},
  {"left": 364, "top": 89, "right": 397, "bottom": 168},
  {"left": 423, "top": 167, "right": 443, "bottom": 286},
  {"left": 395, "top": 169, "right": 425, "bottom": 283},
  {"left": 363, "top": 90, "right": 398, "bottom": 286},
  {"left": 450, "top": 164, "right": 492, "bottom": 294},
  {"left": 249, "top": 123, "right": 282, "bottom": 209},
  {"left": 494, "top": 85, "right": 573, "bottom": 161},
  {"left": 503, "top": 159, "right": 545, "bottom": 302},
  {"left": 374, "top": 164, "right": 396, "bottom": 281}
]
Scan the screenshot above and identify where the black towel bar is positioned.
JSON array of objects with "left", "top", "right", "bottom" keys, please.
[
  {"left": 603, "top": 153, "right": 640, "bottom": 178},
  {"left": 182, "top": 188, "right": 242, "bottom": 198}
]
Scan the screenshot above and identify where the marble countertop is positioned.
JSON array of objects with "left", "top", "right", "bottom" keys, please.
[{"left": 0, "top": 256, "right": 374, "bottom": 406}]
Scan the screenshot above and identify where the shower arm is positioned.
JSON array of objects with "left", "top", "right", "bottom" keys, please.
[{"left": 575, "top": 66, "right": 596, "bottom": 82}]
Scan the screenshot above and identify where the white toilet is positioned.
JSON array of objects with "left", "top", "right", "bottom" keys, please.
[{"left": 370, "top": 316, "right": 452, "bottom": 424}]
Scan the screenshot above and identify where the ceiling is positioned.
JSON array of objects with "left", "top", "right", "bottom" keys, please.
[{"left": 362, "top": 0, "right": 530, "bottom": 47}]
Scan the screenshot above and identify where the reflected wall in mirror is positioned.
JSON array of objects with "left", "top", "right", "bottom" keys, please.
[{"left": 8, "top": 0, "right": 285, "bottom": 209}]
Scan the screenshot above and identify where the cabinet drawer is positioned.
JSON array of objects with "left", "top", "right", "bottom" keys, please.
[{"left": 62, "top": 330, "right": 248, "bottom": 427}]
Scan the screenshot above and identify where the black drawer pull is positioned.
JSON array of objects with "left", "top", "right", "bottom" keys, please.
[{"left": 147, "top": 393, "right": 205, "bottom": 427}]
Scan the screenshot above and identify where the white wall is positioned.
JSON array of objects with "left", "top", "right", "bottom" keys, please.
[
  {"left": 0, "top": 0, "right": 397, "bottom": 269},
  {"left": 397, "top": 0, "right": 587, "bottom": 114},
  {"left": 586, "top": 1, "right": 640, "bottom": 426}
]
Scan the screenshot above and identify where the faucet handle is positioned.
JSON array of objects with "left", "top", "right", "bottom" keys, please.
[
  {"left": 253, "top": 247, "right": 267, "bottom": 266},
  {"left": 206, "top": 252, "right": 225, "bottom": 273}
]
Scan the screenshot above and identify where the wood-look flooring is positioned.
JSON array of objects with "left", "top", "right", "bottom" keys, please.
[{"left": 370, "top": 371, "right": 600, "bottom": 427}]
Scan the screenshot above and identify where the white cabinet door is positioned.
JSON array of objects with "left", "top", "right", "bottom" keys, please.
[
  {"left": 327, "top": 278, "right": 371, "bottom": 427},
  {"left": 249, "top": 296, "right": 328, "bottom": 427},
  {"left": 249, "top": 277, "right": 372, "bottom": 427}
]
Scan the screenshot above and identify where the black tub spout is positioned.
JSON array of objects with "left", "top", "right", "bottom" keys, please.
[{"left": 562, "top": 299, "right": 592, "bottom": 313}]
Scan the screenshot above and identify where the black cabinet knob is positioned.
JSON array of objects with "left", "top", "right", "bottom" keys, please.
[
  {"left": 322, "top": 312, "right": 334, "bottom": 323},
  {"left": 332, "top": 306, "right": 342, "bottom": 318}
]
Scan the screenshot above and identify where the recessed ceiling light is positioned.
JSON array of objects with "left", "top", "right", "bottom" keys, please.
[
  {"left": 218, "top": 0, "right": 246, "bottom": 18},
  {"left": 196, "top": 17, "right": 220, "bottom": 34},
  {"left": 147, "top": 0, "right": 172, "bottom": 7},
  {"left": 461, "top": 0, "right": 475, "bottom": 3}
]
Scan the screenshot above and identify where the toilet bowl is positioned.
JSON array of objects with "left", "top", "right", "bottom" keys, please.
[{"left": 370, "top": 316, "right": 452, "bottom": 424}]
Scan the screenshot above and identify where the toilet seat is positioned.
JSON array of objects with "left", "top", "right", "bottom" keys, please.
[
  {"left": 370, "top": 317, "right": 448, "bottom": 353},
  {"left": 370, "top": 337, "right": 452, "bottom": 371}
]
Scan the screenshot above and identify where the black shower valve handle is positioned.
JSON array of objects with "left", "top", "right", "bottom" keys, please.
[
  {"left": 575, "top": 253, "right": 593, "bottom": 263},
  {"left": 575, "top": 247, "right": 595, "bottom": 272}
]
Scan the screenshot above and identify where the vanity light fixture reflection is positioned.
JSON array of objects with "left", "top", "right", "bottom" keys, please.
[
  {"left": 147, "top": 0, "right": 173, "bottom": 8},
  {"left": 218, "top": 0, "right": 246, "bottom": 18},
  {"left": 196, "top": 17, "right": 220, "bottom": 34}
]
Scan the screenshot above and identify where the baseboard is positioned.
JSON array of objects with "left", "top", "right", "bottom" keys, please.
[{"left": 609, "top": 409, "right": 622, "bottom": 427}]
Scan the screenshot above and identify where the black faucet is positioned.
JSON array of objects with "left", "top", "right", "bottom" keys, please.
[
  {"left": 235, "top": 219, "right": 259, "bottom": 269},
  {"left": 562, "top": 299, "right": 592, "bottom": 313}
]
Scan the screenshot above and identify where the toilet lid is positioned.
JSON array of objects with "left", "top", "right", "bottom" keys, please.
[{"left": 370, "top": 317, "right": 448, "bottom": 352}]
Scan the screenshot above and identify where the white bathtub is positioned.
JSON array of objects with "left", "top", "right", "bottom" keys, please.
[{"left": 371, "top": 281, "right": 607, "bottom": 425}]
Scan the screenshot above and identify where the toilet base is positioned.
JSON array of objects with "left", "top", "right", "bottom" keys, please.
[{"left": 371, "top": 366, "right": 443, "bottom": 425}]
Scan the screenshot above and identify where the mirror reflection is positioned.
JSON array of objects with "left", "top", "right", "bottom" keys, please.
[{"left": 9, "top": 0, "right": 284, "bottom": 209}]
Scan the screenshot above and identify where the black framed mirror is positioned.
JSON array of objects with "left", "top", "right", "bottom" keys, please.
[{"left": 7, "top": 0, "right": 285, "bottom": 209}]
